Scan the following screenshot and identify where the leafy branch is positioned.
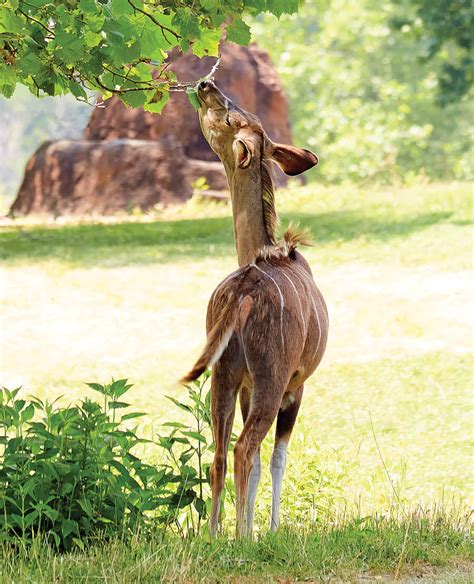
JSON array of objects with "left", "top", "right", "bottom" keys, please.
[{"left": 0, "top": 0, "right": 299, "bottom": 109}]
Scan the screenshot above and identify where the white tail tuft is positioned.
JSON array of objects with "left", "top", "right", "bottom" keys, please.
[{"left": 209, "top": 326, "right": 235, "bottom": 366}]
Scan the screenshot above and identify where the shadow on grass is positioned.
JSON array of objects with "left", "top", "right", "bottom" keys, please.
[{"left": 0, "top": 210, "right": 452, "bottom": 267}]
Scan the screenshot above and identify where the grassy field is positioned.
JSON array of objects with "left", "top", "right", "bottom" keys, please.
[{"left": 0, "top": 181, "right": 473, "bottom": 582}]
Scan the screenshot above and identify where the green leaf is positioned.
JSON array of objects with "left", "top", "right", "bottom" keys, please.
[
  {"left": 86, "top": 382, "right": 105, "bottom": 394},
  {"left": 79, "top": 0, "right": 97, "bottom": 11},
  {"left": 121, "top": 89, "right": 150, "bottom": 108},
  {"left": 105, "top": 32, "right": 141, "bottom": 64},
  {"left": 109, "top": 379, "right": 132, "bottom": 398},
  {"left": 42, "top": 507, "right": 59, "bottom": 522},
  {"left": 181, "top": 430, "right": 207, "bottom": 443},
  {"left": 11, "top": 513, "right": 24, "bottom": 527},
  {"left": 83, "top": 29, "right": 103, "bottom": 48},
  {"left": 78, "top": 497, "right": 93, "bottom": 517},
  {"left": 226, "top": 18, "right": 251, "bottom": 45},
  {"left": 0, "top": 63, "right": 16, "bottom": 98},
  {"left": 186, "top": 88, "right": 201, "bottom": 111},
  {"left": 72, "top": 537, "right": 85, "bottom": 550},
  {"left": 21, "top": 403, "right": 35, "bottom": 423},
  {"left": 121, "top": 412, "right": 146, "bottom": 421},
  {"left": 110, "top": 0, "right": 134, "bottom": 17},
  {"left": 161, "top": 421, "right": 187, "bottom": 429},
  {"left": 61, "top": 518, "right": 79, "bottom": 538},
  {"left": 68, "top": 80, "right": 88, "bottom": 101},
  {"left": 165, "top": 395, "right": 192, "bottom": 412},
  {"left": 48, "top": 530, "right": 60, "bottom": 548},
  {"left": 192, "top": 27, "right": 221, "bottom": 58},
  {"left": 23, "top": 510, "right": 39, "bottom": 528},
  {"left": 54, "top": 30, "right": 84, "bottom": 64},
  {"left": 143, "top": 90, "right": 169, "bottom": 113},
  {"left": 173, "top": 7, "right": 200, "bottom": 39},
  {"left": 0, "top": 8, "right": 24, "bottom": 34},
  {"left": 108, "top": 401, "right": 130, "bottom": 409},
  {"left": 140, "top": 23, "right": 171, "bottom": 59},
  {"left": 267, "top": 0, "right": 299, "bottom": 18}
]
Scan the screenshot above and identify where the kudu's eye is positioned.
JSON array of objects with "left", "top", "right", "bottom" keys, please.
[{"left": 225, "top": 112, "right": 231, "bottom": 126}]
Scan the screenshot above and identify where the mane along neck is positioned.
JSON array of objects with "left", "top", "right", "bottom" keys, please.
[
  {"left": 261, "top": 159, "right": 278, "bottom": 246},
  {"left": 228, "top": 158, "right": 309, "bottom": 266}
]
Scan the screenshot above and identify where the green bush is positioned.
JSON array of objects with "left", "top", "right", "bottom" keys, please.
[{"left": 0, "top": 376, "right": 217, "bottom": 550}]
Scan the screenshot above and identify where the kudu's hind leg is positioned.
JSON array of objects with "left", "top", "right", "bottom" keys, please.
[
  {"left": 234, "top": 377, "right": 284, "bottom": 538},
  {"left": 240, "top": 385, "right": 261, "bottom": 533},
  {"left": 270, "top": 385, "right": 303, "bottom": 531},
  {"left": 209, "top": 363, "right": 241, "bottom": 536}
]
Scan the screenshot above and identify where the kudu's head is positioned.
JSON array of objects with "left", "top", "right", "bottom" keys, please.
[{"left": 196, "top": 80, "right": 318, "bottom": 178}]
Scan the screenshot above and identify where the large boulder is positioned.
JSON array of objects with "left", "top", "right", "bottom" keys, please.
[{"left": 10, "top": 43, "right": 293, "bottom": 216}]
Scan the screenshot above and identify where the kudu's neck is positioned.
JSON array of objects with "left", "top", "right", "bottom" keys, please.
[{"left": 225, "top": 160, "right": 278, "bottom": 267}]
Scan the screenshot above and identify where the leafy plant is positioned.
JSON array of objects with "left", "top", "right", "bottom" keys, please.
[
  {"left": 0, "top": 1, "right": 299, "bottom": 108},
  {"left": 156, "top": 372, "right": 222, "bottom": 535},
  {"left": 0, "top": 375, "right": 219, "bottom": 549}
]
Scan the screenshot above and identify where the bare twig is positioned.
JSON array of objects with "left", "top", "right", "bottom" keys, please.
[{"left": 168, "top": 53, "right": 221, "bottom": 91}]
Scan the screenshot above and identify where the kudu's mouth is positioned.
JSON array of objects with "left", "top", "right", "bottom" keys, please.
[{"left": 197, "top": 80, "right": 231, "bottom": 111}]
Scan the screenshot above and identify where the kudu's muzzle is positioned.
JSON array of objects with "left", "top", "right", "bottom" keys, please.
[{"left": 197, "top": 80, "right": 231, "bottom": 111}]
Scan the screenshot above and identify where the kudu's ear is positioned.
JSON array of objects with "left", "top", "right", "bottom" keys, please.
[
  {"left": 233, "top": 138, "right": 253, "bottom": 169},
  {"left": 271, "top": 143, "right": 318, "bottom": 176}
]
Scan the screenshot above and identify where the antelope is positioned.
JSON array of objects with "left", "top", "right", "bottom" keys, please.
[{"left": 182, "top": 80, "right": 329, "bottom": 537}]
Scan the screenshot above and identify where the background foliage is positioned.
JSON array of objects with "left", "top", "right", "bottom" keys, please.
[
  {"left": 252, "top": 0, "right": 473, "bottom": 184},
  {"left": 0, "top": 0, "right": 472, "bottom": 203}
]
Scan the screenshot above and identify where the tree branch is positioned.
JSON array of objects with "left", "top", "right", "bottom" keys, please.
[
  {"left": 18, "top": 8, "right": 54, "bottom": 37},
  {"left": 103, "top": 65, "right": 157, "bottom": 87},
  {"left": 127, "top": 0, "right": 181, "bottom": 43}
]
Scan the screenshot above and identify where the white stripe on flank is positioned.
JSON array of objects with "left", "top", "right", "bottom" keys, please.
[
  {"left": 251, "top": 263, "right": 285, "bottom": 349},
  {"left": 291, "top": 265, "right": 322, "bottom": 360},
  {"left": 279, "top": 270, "right": 306, "bottom": 331},
  {"left": 209, "top": 326, "right": 234, "bottom": 366}
]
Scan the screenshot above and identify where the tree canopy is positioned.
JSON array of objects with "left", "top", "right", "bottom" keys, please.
[{"left": 0, "top": 0, "right": 298, "bottom": 110}]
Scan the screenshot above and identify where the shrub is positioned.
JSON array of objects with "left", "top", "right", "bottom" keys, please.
[{"left": 0, "top": 376, "right": 216, "bottom": 550}]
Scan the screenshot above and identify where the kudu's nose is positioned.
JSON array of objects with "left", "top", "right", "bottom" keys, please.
[{"left": 198, "top": 79, "right": 214, "bottom": 91}]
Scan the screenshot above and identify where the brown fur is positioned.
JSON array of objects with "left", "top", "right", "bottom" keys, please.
[{"left": 183, "top": 80, "right": 327, "bottom": 537}]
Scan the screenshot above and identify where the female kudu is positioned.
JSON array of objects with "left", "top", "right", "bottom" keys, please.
[{"left": 182, "top": 80, "right": 329, "bottom": 537}]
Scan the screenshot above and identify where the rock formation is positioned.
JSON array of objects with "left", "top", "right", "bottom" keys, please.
[{"left": 10, "top": 43, "right": 293, "bottom": 216}]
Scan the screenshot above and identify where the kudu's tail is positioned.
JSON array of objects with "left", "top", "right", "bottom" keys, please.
[{"left": 181, "top": 294, "right": 253, "bottom": 383}]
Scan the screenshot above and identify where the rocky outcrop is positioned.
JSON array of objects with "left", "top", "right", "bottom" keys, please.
[{"left": 10, "top": 43, "right": 293, "bottom": 216}]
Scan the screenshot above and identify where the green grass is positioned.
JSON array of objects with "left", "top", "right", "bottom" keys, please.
[
  {"left": 1, "top": 517, "right": 472, "bottom": 583},
  {"left": 0, "top": 181, "right": 473, "bottom": 582}
]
